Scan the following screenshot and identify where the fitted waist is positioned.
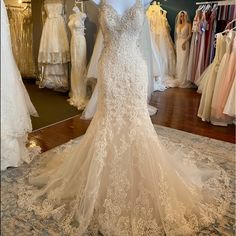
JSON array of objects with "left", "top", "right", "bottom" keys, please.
[{"left": 47, "top": 13, "right": 62, "bottom": 19}]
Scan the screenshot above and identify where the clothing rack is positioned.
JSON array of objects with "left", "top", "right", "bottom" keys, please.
[
  {"left": 6, "top": 5, "right": 26, "bottom": 9},
  {"left": 196, "top": 0, "right": 235, "bottom": 6}
]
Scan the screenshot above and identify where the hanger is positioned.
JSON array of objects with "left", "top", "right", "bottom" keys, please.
[
  {"left": 225, "top": 19, "right": 236, "bottom": 30},
  {"left": 74, "top": 0, "right": 88, "bottom": 12}
]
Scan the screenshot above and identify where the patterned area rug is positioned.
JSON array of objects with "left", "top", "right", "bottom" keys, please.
[{"left": 1, "top": 125, "right": 235, "bottom": 236}]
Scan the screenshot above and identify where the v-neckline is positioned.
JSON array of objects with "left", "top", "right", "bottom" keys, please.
[{"left": 102, "top": 0, "right": 140, "bottom": 20}]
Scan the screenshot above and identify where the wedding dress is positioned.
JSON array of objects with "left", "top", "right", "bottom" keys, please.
[
  {"left": 175, "top": 12, "right": 193, "bottom": 88},
  {"left": 68, "top": 9, "right": 88, "bottom": 110},
  {"left": 81, "top": 17, "right": 162, "bottom": 119},
  {"left": 38, "top": 0, "right": 70, "bottom": 91},
  {"left": 1, "top": 0, "right": 38, "bottom": 170},
  {"left": 18, "top": 1, "right": 231, "bottom": 235}
]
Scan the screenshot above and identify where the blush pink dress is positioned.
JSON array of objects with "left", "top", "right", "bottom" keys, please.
[
  {"left": 213, "top": 35, "right": 236, "bottom": 124},
  {"left": 210, "top": 31, "right": 235, "bottom": 126},
  {"left": 197, "top": 33, "right": 226, "bottom": 122}
]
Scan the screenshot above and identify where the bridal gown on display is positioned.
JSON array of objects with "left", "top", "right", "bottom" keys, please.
[
  {"left": 175, "top": 23, "right": 193, "bottom": 88},
  {"left": 18, "top": 1, "right": 231, "bottom": 235},
  {"left": 1, "top": 0, "right": 38, "bottom": 170},
  {"left": 81, "top": 16, "right": 162, "bottom": 119},
  {"left": 38, "top": 0, "right": 70, "bottom": 91},
  {"left": 68, "top": 10, "right": 88, "bottom": 110}
]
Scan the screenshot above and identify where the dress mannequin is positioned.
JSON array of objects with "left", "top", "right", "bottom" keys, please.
[
  {"left": 175, "top": 11, "right": 193, "bottom": 88},
  {"left": 67, "top": 5, "right": 87, "bottom": 109},
  {"left": 91, "top": 0, "right": 152, "bottom": 15}
]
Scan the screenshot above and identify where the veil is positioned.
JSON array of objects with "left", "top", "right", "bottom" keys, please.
[{"left": 174, "top": 11, "right": 190, "bottom": 43}]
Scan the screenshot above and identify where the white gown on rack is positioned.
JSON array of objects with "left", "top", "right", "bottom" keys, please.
[
  {"left": 198, "top": 34, "right": 226, "bottom": 122},
  {"left": 81, "top": 16, "right": 163, "bottom": 119},
  {"left": 38, "top": 0, "right": 70, "bottom": 91},
  {"left": 18, "top": 1, "right": 230, "bottom": 235},
  {"left": 146, "top": 4, "right": 177, "bottom": 87},
  {"left": 68, "top": 9, "right": 87, "bottom": 110},
  {"left": 1, "top": 0, "right": 38, "bottom": 171}
]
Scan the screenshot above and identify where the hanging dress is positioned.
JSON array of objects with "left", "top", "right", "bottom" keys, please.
[
  {"left": 223, "top": 73, "right": 236, "bottom": 117},
  {"left": 146, "top": 4, "right": 176, "bottom": 87},
  {"left": 187, "top": 9, "right": 201, "bottom": 83},
  {"left": 68, "top": 11, "right": 87, "bottom": 110},
  {"left": 1, "top": 0, "right": 38, "bottom": 170},
  {"left": 194, "top": 12, "right": 208, "bottom": 84},
  {"left": 211, "top": 31, "right": 235, "bottom": 126},
  {"left": 38, "top": 0, "right": 70, "bottom": 91},
  {"left": 197, "top": 33, "right": 226, "bottom": 122}
]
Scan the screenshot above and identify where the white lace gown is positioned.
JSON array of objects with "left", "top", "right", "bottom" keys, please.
[
  {"left": 38, "top": 0, "right": 70, "bottom": 91},
  {"left": 18, "top": 1, "right": 231, "bottom": 235},
  {"left": 1, "top": 0, "right": 38, "bottom": 171},
  {"left": 81, "top": 17, "right": 161, "bottom": 120},
  {"left": 175, "top": 24, "right": 193, "bottom": 88},
  {"left": 68, "top": 11, "right": 87, "bottom": 110}
]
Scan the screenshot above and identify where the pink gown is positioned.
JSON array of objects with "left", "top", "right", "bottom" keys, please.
[
  {"left": 194, "top": 13, "right": 208, "bottom": 84},
  {"left": 217, "top": 35, "right": 236, "bottom": 121}
]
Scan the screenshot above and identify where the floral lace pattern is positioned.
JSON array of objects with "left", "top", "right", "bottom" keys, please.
[{"left": 16, "top": 1, "right": 232, "bottom": 235}]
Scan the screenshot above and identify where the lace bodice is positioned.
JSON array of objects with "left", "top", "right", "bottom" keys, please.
[
  {"left": 176, "top": 24, "right": 189, "bottom": 39},
  {"left": 99, "top": 0, "right": 144, "bottom": 49},
  {"left": 68, "top": 12, "right": 86, "bottom": 35},
  {"left": 44, "top": 2, "right": 64, "bottom": 18}
]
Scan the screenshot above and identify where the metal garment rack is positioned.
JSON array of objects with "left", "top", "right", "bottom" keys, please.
[{"left": 196, "top": 0, "right": 236, "bottom": 6}]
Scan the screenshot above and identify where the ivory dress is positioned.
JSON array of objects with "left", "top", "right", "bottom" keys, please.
[
  {"left": 175, "top": 24, "right": 193, "bottom": 88},
  {"left": 68, "top": 11, "right": 87, "bottom": 110},
  {"left": 1, "top": 0, "right": 38, "bottom": 170},
  {"left": 223, "top": 74, "right": 236, "bottom": 117},
  {"left": 18, "top": 1, "right": 230, "bottom": 235},
  {"left": 198, "top": 34, "right": 226, "bottom": 122},
  {"left": 38, "top": 0, "right": 70, "bottom": 91},
  {"left": 81, "top": 17, "right": 161, "bottom": 120}
]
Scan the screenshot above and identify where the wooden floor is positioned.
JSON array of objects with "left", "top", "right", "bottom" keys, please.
[{"left": 29, "top": 88, "right": 235, "bottom": 153}]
